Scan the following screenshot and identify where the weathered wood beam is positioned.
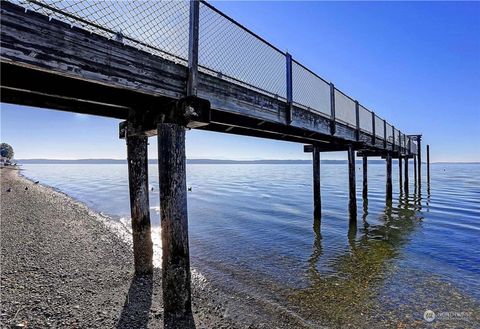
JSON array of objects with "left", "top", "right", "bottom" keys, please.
[
  {"left": 119, "top": 97, "right": 211, "bottom": 139},
  {"left": 1, "top": 84, "right": 129, "bottom": 119},
  {"left": 303, "top": 144, "right": 352, "bottom": 153},
  {"left": 157, "top": 123, "right": 193, "bottom": 327},
  {"left": 126, "top": 130, "right": 153, "bottom": 275}
]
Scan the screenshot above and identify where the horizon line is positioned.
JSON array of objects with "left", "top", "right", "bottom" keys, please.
[{"left": 13, "top": 158, "right": 479, "bottom": 164}]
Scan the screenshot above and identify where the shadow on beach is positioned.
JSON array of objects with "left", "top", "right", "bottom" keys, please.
[{"left": 117, "top": 274, "right": 154, "bottom": 329}]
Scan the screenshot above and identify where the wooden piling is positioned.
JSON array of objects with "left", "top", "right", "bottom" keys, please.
[
  {"left": 127, "top": 133, "right": 153, "bottom": 275},
  {"left": 312, "top": 146, "right": 321, "bottom": 221},
  {"left": 404, "top": 156, "right": 409, "bottom": 193},
  {"left": 417, "top": 136, "right": 422, "bottom": 189},
  {"left": 398, "top": 156, "right": 403, "bottom": 190},
  {"left": 413, "top": 155, "right": 417, "bottom": 188},
  {"left": 348, "top": 145, "right": 357, "bottom": 220},
  {"left": 427, "top": 144, "right": 430, "bottom": 185},
  {"left": 157, "top": 123, "right": 193, "bottom": 327},
  {"left": 386, "top": 153, "right": 392, "bottom": 201},
  {"left": 362, "top": 155, "right": 368, "bottom": 200}
]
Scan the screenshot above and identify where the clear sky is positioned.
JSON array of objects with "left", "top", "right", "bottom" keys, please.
[{"left": 1, "top": 1, "right": 479, "bottom": 162}]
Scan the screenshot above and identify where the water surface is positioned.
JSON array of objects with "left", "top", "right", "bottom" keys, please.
[{"left": 21, "top": 162, "right": 480, "bottom": 327}]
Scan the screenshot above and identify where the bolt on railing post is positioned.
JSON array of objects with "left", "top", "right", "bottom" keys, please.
[
  {"left": 355, "top": 100, "right": 360, "bottom": 141},
  {"left": 329, "top": 83, "right": 336, "bottom": 135},
  {"left": 285, "top": 52, "right": 293, "bottom": 124},
  {"left": 371, "top": 112, "right": 376, "bottom": 145},
  {"left": 187, "top": 0, "right": 200, "bottom": 97}
]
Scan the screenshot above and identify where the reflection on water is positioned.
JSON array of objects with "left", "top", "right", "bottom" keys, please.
[{"left": 21, "top": 163, "right": 480, "bottom": 327}]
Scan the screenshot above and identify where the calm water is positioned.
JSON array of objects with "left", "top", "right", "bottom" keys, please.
[{"left": 20, "top": 163, "right": 480, "bottom": 326}]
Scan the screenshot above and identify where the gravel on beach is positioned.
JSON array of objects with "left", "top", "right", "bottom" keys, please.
[{"left": 0, "top": 167, "right": 244, "bottom": 328}]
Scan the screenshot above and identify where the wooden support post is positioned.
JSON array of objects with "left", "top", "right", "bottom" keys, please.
[
  {"left": 404, "top": 155, "right": 409, "bottom": 193},
  {"left": 414, "top": 155, "right": 417, "bottom": 188},
  {"left": 312, "top": 146, "right": 321, "bottom": 221},
  {"left": 427, "top": 144, "right": 430, "bottom": 185},
  {"left": 362, "top": 155, "right": 368, "bottom": 200},
  {"left": 157, "top": 123, "right": 193, "bottom": 327},
  {"left": 127, "top": 133, "right": 153, "bottom": 275},
  {"left": 386, "top": 153, "right": 392, "bottom": 201},
  {"left": 348, "top": 145, "right": 357, "bottom": 221},
  {"left": 398, "top": 156, "right": 403, "bottom": 190},
  {"left": 330, "top": 83, "right": 336, "bottom": 135},
  {"left": 417, "top": 136, "right": 422, "bottom": 189}
]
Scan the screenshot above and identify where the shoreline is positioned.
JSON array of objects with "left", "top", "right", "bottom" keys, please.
[
  {"left": 3, "top": 166, "right": 478, "bottom": 328},
  {"left": 0, "top": 167, "right": 238, "bottom": 328},
  {"left": 1, "top": 166, "right": 316, "bottom": 328}
]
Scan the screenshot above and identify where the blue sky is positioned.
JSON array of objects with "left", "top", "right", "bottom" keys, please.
[{"left": 1, "top": 1, "right": 479, "bottom": 162}]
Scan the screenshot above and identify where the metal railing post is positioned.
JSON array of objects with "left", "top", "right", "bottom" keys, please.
[
  {"left": 355, "top": 100, "right": 360, "bottom": 141},
  {"left": 371, "top": 112, "right": 376, "bottom": 145},
  {"left": 399, "top": 132, "right": 403, "bottom": 153},
  {"left": 285, "top": 52, "right": 293, "bottom": 124},
  {"left": 392, "top": 126, "right": 396, "bottom": 151},
  {"left": 187, "top": 0, "right": 200, "bottom": 97},
  {"left": 392, "top": 125, "right": 395, "bottom": 151},
  {"left": 383, "top": 119, "right": 387, "bottom": 149},
  {"left": 330, "top": 83, "right": 336, "bottom": 135}
]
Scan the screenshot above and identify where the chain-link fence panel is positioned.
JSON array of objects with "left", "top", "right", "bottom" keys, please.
[
  {"left": 292, "top": 61, "right": 330, "bottom": 117},
  {"left": 359, "top": 105, "right": 372, "bottom": 133},
  {"left": 198, "top": 1, "right": 286, "bottom": 98},
  {"left": 13, "top": 0, "right": 191, "bottom": 64},
  {"left": 411, "top": 140, "right": 417, "bottom": 154},
  {"left": 386, "top": 123, "right": 393, "bottom": 143},
  {"left": 375, "top": 115, "right": 384, "bottom": 139},
  {"left": 334, "top": 89, "right": 356, "bottom": 127}
]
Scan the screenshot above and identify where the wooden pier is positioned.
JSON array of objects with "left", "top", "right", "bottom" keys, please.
[{"left": 0, "top": 1, "right": 425, "bottom": 327}]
